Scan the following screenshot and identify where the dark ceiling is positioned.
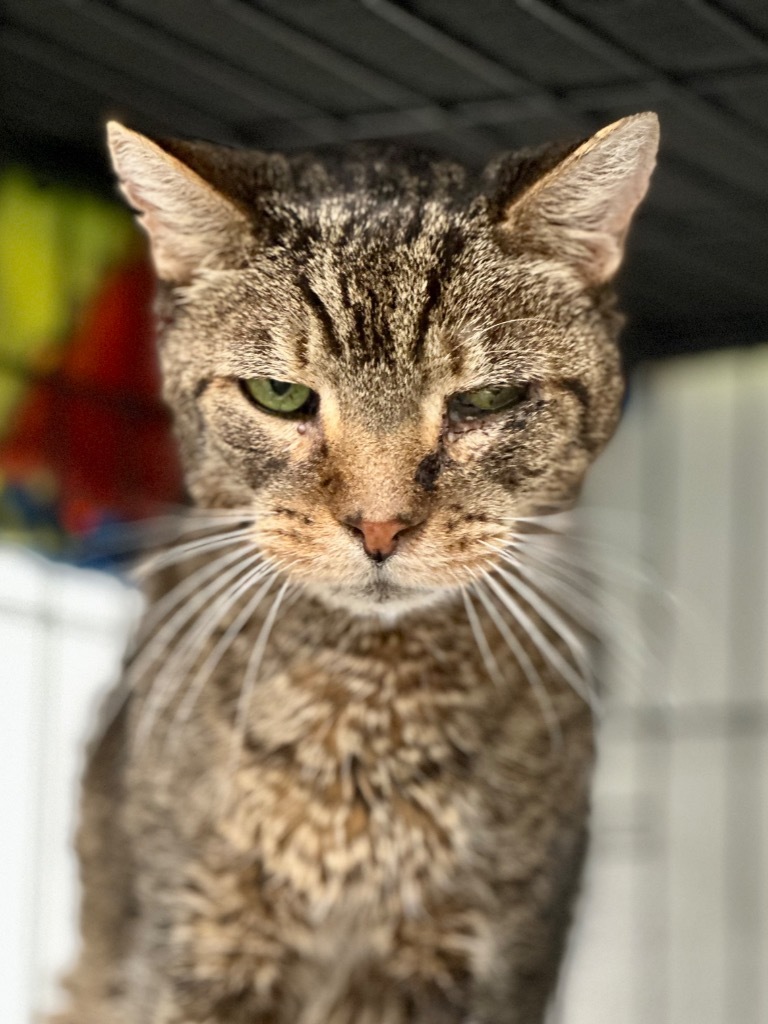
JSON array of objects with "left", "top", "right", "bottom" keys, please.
[{"left": 2, "top": 0, "right": 767, "bottom": 366}]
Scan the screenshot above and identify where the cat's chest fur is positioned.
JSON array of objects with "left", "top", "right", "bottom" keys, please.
[
  {"left": 126, "top": 594, "right": 591, "bottom": 1015},
  {"left": 134, "top": 602, "right": 496, "bottom": 907}
]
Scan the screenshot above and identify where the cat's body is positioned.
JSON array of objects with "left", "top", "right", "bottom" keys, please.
[{"left": 54, "top": 114, "right": 658, "bottom": 1024}]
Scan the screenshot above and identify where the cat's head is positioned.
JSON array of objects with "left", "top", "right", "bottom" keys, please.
[{"left": 108, "top": 115, "right": 658, "bottom": 617}]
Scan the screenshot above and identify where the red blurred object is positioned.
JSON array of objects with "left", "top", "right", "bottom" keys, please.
[{"left": 0, "top": 257, "right": 184, "bottom": 534}]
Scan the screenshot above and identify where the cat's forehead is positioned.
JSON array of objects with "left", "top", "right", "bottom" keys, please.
[
  {"left": 189, "top": 165, "right": 607, "bottom": 406},
  {"left": 205, "top": 216, "right": 573, "bottom": 410},
  {"left": 221, "top": 192, "right": 478, "bottom": 385}
]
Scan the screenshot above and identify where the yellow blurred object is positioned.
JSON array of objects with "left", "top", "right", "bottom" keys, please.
[{"left": 0, "top": 168, "right": 135, "bottom": 424}]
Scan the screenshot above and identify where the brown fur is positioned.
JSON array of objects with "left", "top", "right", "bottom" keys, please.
[{"left": 52, "top": 113, "right": 658, "bottom": 1024}]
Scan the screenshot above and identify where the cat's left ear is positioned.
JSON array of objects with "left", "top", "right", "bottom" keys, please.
[
  {"left": 497, "top": 112, "right": 659, "bottom": 284},
  {"left": 107, "top": 121, "right": 250, "bottom": 283}
]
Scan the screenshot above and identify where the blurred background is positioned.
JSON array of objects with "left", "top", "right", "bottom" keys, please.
[{"left": 0, "top": 1, "right": 766, "bottom": 1022}]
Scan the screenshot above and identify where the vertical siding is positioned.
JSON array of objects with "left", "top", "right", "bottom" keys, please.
[{"left": 558, "top": 345, "right": 768, "bottom": 1024}]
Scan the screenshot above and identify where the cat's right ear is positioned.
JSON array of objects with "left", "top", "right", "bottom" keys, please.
[
  {"left": 106, "top": 122, "right": 249, "bottom": 284},
  {"left": 494, "top": 112, "right": 659, "bottom": 285}
]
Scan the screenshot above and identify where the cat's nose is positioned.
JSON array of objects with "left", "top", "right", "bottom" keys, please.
[{"left": 343, "top": 518, "right": 414, "bottom": 563}]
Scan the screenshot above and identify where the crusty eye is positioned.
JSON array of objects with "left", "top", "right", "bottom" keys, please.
[
  {"left": 242, "top": 377, "right": 318, "bottom": 417},
  {"left": 448, "top": 384, "right": 528, "bottom": 421}
]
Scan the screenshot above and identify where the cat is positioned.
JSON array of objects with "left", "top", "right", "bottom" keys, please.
[{"left": 52, "top": 112, "right": 658, "bottom": 1024}]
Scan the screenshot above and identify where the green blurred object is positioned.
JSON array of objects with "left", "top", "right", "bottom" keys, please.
[{"left": 0, "top": 168, "right": 135, "bottom": 426}]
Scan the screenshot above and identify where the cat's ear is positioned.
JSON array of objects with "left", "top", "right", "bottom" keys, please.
[
  {"left": 498, "top": 112, "right": 659, "bottom": 284},
  {"left": 106, "top": 121, "right": 249, "bottom": 283}
]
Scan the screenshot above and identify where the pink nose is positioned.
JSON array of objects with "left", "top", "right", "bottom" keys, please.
[{"left": 345, "top": 519, "right": 410, "bottom": 562}]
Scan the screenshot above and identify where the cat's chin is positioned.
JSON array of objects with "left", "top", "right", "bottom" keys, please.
[{"left": 303, "top": 577, "right": 456, "bottom": 620}]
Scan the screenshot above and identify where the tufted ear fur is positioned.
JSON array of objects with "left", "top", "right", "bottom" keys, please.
[
  {"left": 499, "top": 112, "right": 659, "bottom": 285},
  {"left": 106, "top": 121, "right": 250, "bottom": 283}
]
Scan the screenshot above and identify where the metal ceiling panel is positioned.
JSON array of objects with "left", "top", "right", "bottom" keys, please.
[
  {"left": 254, "top": 0, "right": 523, "bottom": 102},
  {"left": 561, "top": 0, "right": 762, "bottom": 73},
  {"left": 119, "top": 0, "right": 397, "bottom": 116},
  {"left": 413, "top": 0, "right": 641, "bottom": 88}
]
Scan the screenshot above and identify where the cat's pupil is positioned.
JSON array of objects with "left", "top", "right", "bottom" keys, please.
[{"left": 269, "top": 379, "right": 292, "bottom": 396}]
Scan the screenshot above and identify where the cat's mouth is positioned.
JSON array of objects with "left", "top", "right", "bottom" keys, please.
[
  {"left": 365, "top": 574, "right": 406, "bottom": 602},
  {"left": 306, "top": 569, "right": 454, "bottom": 618}
]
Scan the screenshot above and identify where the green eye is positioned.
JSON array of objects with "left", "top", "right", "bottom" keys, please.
[
  {"left": 449, "top": 384, "right": 527, "bottom": 419},
  {"left": 243, "top": 377, "right": 317, "bottom": 416}
]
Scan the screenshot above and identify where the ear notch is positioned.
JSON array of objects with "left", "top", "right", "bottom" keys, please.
[
  {"left": 106, "top": 121, "right": 250, "bottom": 283},
  {"left": 500, "top": 112, "right": 659, "bottom": 284}
]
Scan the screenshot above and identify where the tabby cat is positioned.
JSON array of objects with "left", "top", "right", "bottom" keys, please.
[{"left": 54, "top": 112, "right": 658, "bottom": 1024}]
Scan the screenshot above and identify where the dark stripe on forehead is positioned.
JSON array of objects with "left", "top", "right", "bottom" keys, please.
[
  {"left": 297, "top": 273, "right": 343, "bottom": 357},
  {"left": 415, "top": 268, "right": 442, "bottom": 362},
  {"left": 370, "top": 292, "right": 396, "bottom": 363},
  {"left": 413, "top": 225, "right": 466, "bottom": 361},
  {"left": 347, "top": 297, "right": 397, "bottom": 366},
  {"left": 402, "top": 205, "right": 425, "bottom": 246}
]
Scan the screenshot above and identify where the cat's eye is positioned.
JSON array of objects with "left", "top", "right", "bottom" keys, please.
[
  {"left": 242, "top": 377, "right": 317, "bottom": 416},
  {"left": 448, "top": 384, "right": 527, "bottom": 420}
]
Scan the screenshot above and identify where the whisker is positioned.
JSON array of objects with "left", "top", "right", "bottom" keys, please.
[
  {"left": 134, "top": 527, "right": 254, "bottom": 578},
  {"left": 137, "top": 544, "right": 262, "bottom": 639},
  {"left": 510, "top": 531, "right": 678, "bottom": 639},
  {"left": 129, "top": 546, "right": 259, "bottom": 689},
  {"left": 165, "top": 569, "right": 280, "bottom": 747},
  {"left": 473, "top": 316, "right": 559, "bottom": 339},
  {"left": 508, "top": 547, "right": 629, "bottom": 640},
  {"left": 491, "top": 558, "right": 596, "bottom": 690},
  {"left": 471, "top": 581, "right": 562, "bottom": 750},
  {"left": 508, "top": 547, "right": 664, "bottom": 694},
  {"left": 506, "top": 511, "right": 672, "bottom": 586},
  {"left": 483, "top": 571, "right": 597, "bottom": 711},
  {"left": 461, "top": 588, "right": 503, "bottom": 689},
  {"left": 229, "top": 579, "right": 291, "bottom": 779},
  {"left": 153, "top": 554, "right": 268, "bottom": 686},
  {"left": 510, "top": 533, "right": 671, "bottom": 598},
  {"left": 133, "top": 551, "right": 267, "bottom": 749},
  {"left": 509, "top": 541, "right": 601, "bottom": 599},
  {"left": 79, "top": 508, "right": 255, "bottom": 560}
]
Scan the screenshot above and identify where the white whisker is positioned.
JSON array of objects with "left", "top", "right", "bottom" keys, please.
[
  {"left": 79, "top": 509, "right": 255, "bottom": 559},
  {"left": 491, "top": 559, "right": 595, "bottom": 691},
  {"left": 229, "top": 579, "right": 291, "bottom": 779},
  {"left": 138, "top": 543, "right": 262, "bottom": 639},
  {"left": 167, "top": 569, "right": 280, "bottom": 746},
  {"left": 509, "top": 541, "right": 600, "bottom": 600},
  {"left": 510, "top": 532, "right": 672, "bottom": 599},
  {"left": 483, "top": 571, "right": 597, "bottom": 711},
  {"left": 461, "top": 588, "right": 503, "bottom": 689},
  {"left": 471, "top": 581, "right": 562, "bottom": 749},
  {"left": 133, "top": 551, "right": 267, "bottom": 749},
  {"left": 509, "top": 546, "right": 663, "bottom": 693},
  {"left": 509, "top": 548, "right": 630, "bottom": 641},
  {"left": 473, "top": 316, "right": 559, "bottom": 339},
  {"left": 155, "top": 554, "right": 268, "bottom": 684},
  {"left": 135, "top": 527, "right": 254, "bottom": 577},
  {"left": 129, "top": 546, "right": 259, "bottom": 691}
]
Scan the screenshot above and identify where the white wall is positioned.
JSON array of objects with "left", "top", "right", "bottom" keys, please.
[
  {"left": 0, "top": 551, "right": 140, "bottom": 1023},
  {"left": 557, "top": 346, "right": 768, "bottom": 1024}
]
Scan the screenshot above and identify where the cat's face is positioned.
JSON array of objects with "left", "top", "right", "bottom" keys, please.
[{"left": 109, "top": 116, "right": 658, "bottom": 615}]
